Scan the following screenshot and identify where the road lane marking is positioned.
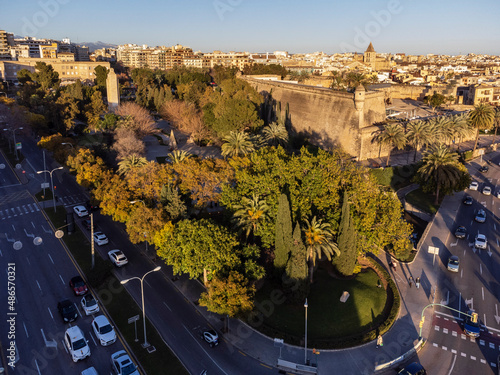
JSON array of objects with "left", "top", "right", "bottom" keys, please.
[
  {"left": 480, "top": 264, "right": 483, "bottom": 275},
  {"left": 48, "top": 253, "right": 54, "bottom": 264},
  {"left": 23, "top": 322, "right": 28, "bottom": 338},
  {"left": 480, "top": 339, "right": 485, "bottom": 346},
  {"left": 47, "top": 307, "right": 54, "bottom": 320},
  {"left": 452, "top": 331, "right": 457, "bottom": 337},
  {"left": 482, "top": 287, "right": 485, "bottom": 300},
  {"left": 442, "top": 346, "right": 447, "bottom": 350},
  {"left": 36, "top": 280, "right": 41, "bottom": 291},
  {"left": 163, "top": 301, "right": 172, "bottom": 312},
  {"left": 89, "top": 331, "right": 97, "bottom": 346},
  {"left": 35, "top": 359, "right": 41, "bottom": 375},
  {"left": 461, "top": 352, "right": 466, "bottom": 357},
  {"left": 443, "top": 328, "right": 449, "bottom": 334},
  {"left": 490, "top": 342, "right": 495, "bottom": 349},
  {"left": 446, "top": 354, "right": 457, "bottom": 375},
  {"left": 433, "top": 343, "right": 438, "bottom": 347},
  {"left": 471, "top": 356, "right": 476, "bottom": 361},
  {"left": 59, "top": 274, "right": 64, "bottom": 285}
]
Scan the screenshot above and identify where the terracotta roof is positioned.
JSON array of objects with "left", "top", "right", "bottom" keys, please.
[{"left": 366, "top": 42, "right": 375, "bottom": 53}]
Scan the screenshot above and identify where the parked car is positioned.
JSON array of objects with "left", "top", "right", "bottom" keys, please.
[
  {"left": 58, "top": 299, "right": 78, "bottom": 322},
  {"left": 201, "top": 329, "right": 219, "bottom": 347},
  {"left": 454, "top": 226, "right": 467, "bottom": 239},
  {"left": 398, "top": 362, "right": 426, "bottom": 375},
  {"left": 108, "top": 249, "right": 128, "bottom": 267},
  {"left": 93, "top": 231, "right": 109, "bottom": 246},
  {"left": 475, "top": 209, "right": 486, "bottom": 223},
  {"left": 81, "top": 294, "right": 99, "bottom": 315},
  {"left": 479, "top": 165, "right": 489, "bottom": 173},
  {"left": 469, "top": 181, "right": 479, "bottom": 190},
  {"left": 111, "top": 350, "right": 139, "bottom": 375},
  {"left": 475, "top": 234, "right": 487, "bottom": 249},
  {"left": 70, "top": 275, "right": 88, "bottom": 296},
  {"left": 463, "top": 195, "right": 473, "bottom": 205},
  {"left": 73, "top": 205, "right": 89, "bottom": 217},
  {"left": 483, "top": 186, "right": 492, "bottom": 195},
  {"left": 447, "top": 255, "right": 460, "bottom": 272},
  {"left": 92, "top": 315, "right": 116, "bottom": 346},
  {"left": 64, "top": 326, "right": 91, "bottom": 362},
  {"left": 463, "top": 311, "right": 481, "bottom": 337}
]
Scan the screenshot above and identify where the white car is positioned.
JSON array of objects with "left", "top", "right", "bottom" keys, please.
[
  {"left": 93, "top": 232, "right": 109, "bottom": 246},
  {"left": 73, "top": 205, "right": 89, "bottom": 217},
  {"left": 64, "top": 326, "right": 91, "bottom": 362},
  {"left": 469, "top": 181, "right": 479, "bottom": 190},
  {"left": 108, "top": 249, "right": 128, "bottom": 267},
  {"left": 81, "top": 294, "right": 99, "bottom": 315},
  {"left": 483, "top": 186, "right": 492, "bottom": 195},
  {"left": 92, "top": 315, "right": 116, "bottom": 346},
  {"left": 111, "top": 350, "right": 139, "bottom": 375},
  {"left": 475, "top": 234, "right": 487, "bottom": 249}
]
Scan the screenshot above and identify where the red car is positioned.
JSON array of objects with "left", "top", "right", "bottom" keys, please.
[{"left": 69, "top": 276, "right": 88, "bottom": 296}]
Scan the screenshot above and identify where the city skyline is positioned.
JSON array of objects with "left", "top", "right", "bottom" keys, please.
[{"left": 2, "top": 0, "right": 500, "bottom": 55}]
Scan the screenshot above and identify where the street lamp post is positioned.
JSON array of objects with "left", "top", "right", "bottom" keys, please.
[
  {"left": 304, "top": 298, "right": 308, "bottom": 365},
  {"left": 3, "top": 127, "right": 23, "bottom": 160},
  {"left": 37, "top": 167, "right": 63, "bottom": 212},
  {"left": 121, "top": 266, "right": 161, "bottom": 348}
]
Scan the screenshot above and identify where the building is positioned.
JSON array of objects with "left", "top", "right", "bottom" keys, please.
[{"left": 0, "top": 30, "right": 15, "bottom": 60}]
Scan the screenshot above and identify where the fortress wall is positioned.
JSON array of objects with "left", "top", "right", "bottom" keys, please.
[{"left": 242, "top": 77, "right": 386, "bottom": 159}]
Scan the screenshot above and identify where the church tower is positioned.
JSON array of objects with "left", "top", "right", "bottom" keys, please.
[{"left": 363, "top": 42, "right": 376, "bottom": 68}]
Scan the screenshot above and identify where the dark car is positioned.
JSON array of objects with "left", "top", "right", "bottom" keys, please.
[
  {"left": 475, "top": 209, "right": 486, "bottom": 223},
  {"left": 70, "top": 276, "right": 88, "bottom": 296},
  {"left": 58, "top": 299, "right": 78, "bottom": 322},
  {"left": 398, "top": 362, "right": 426, "bottom": 375},
  {"left": 454, "top": 226, "right": 467, "bottom": 239},
  {"left": 82, "top": 218, "right": 94, "bottom": 231},
  {"left": 479, "top": 165, "right": 489, "bottom": 173},
  {"left": 463, "top": 195, "right": 473, "bottom": 205}
]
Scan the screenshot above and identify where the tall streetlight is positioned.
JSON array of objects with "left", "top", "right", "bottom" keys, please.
[
  {"left": 37, "top": 167, "right": 63, "bottom": 212},
  {"left": 304, "top": 298, "right": 308, "bottom": 365},
  {"left": 121, "top": 266, "right": 161, "bottom": 348},
  {"left": 3, "top": 126, "right": 23, "bottom": 160}
]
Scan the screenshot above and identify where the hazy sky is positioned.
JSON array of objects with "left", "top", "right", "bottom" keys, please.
[{"left": 2, "top": 0, "right": 499, "bottom": 55}]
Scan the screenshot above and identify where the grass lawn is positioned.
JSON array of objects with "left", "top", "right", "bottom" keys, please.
[
  {"left": 44, "top": 207, "right": 188, "bottom": 375},
  {"left": 405, "top": 187, "right": 440, "bottom": 214},
  {"left": 369, "top": 164, "right": 418, "bottom": 191},
  {"left": 255, "top": 267, "right": 387, "bottom": 346}
]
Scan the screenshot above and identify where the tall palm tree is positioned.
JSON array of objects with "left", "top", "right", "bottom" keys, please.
[
  {"left": 468, "top": 104, "right": 495, "bottom": 152},
  {"left": 374, "top": 122, "right": 406, "bottom": 167},
  {"left": 406, "top": 120, "right": 431, "bottom": 162},
  {"left": 450, "top": 114, "right": 473, "bottom": 151},
  {"left": 232, "top": 194, "right": 269, "bottom": 240},
  {"left": 221, "top": 131, "right": 255, "bottom": 158},
  {"left": 302, "top": 216, "right": 339, "bottom": 283},
  {"left": 117, "top": 154, "right": 148, "bottom": 176},
  {"left": 417, "top": 144, "right": 462, "bottom": 204},
  {"left": 490, "top": 108, "right": 500, "bottom": 147},
  {"left": 261, "top": 122, "right": 289, "bottom": 147},
  {"left": 433, "top": 116, "right": 454, "bottom": 145},
  {"left": 167, "top": 149, "right": 191, "bottom": 164}
]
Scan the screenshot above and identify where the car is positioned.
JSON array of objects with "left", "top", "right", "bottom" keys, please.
[
  {"left": 475, "top": 209, "right": 486, "bottom": 223},
  {"left": 82, "top": 218, "right": 94, "bottom": 231},
  {"left": 81, "top": 294, "right": 99, "bottom": 315},
  {"left": 469, "top": 181, "right": 479, "bottom": 190},
  {"left": 475, "top": 234, "right": 487, "bottom": 249},
  {"left": 73, "top": 205, "right": 89, "bottom": 217},
  {"left": 201, "top": 329, "right": 219, "bottom": 347},
  {"left": 93, "top": 231, "right": 109, "bottom": 246},
  {"left": 111, "top": 350, "right": 139, "bottom": 375},
  {"left": 398, "top": 362, "right": 426, "bottom": 375},
  {"left": 58, "top": 299, "right": 78, "bottom": 322},
  {"left": 81, "top": 368, "right": 99, "bottom": 375},
  {"left": 463, "top": 311, "right": 481, "bottom": 337},
  {"left": 479, "top": 165, "right": 489, "bottom": 173},
  {"left": 92, "top": 315, "right": 116, "bottom": 346},
  {"left": 108, "top": 249, "right": 128, "bottom": 267},
  {"left": 64, "top": 326, "right": 91, "bottom": 362},
  {"left": 454, "top": 226, "right": 467, "bottom": 239},
  {"left": 496, "top": 191, "right": 500, "bottom": 199},
  {"left": 70, "top": 275, "right": 88, "bottom": 296},
  {"left": 483, "top": 186, "right": 492, "bottom": 195},
  {"left": 447, "top": 255, "right": 460, "bottom": 272},
  {"left": 463, "top": 195, "right": 474, "bottom": 205}
]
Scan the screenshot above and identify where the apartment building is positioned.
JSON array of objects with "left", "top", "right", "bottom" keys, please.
[{"left": 0, "top": 30, "right": 15, "bottom": 59}]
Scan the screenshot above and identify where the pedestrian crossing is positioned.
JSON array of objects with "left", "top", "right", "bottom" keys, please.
[
  {"left": 0, "top": 194, "right": 88, "bottom": 220},
  {"left": 0, "top": 203, "right": 40, "bottom": 219}
]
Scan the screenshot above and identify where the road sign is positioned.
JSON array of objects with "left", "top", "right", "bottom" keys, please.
[
  {"left": 15, "top": 142, "right": 21, "bottom": 150},
  {"left": 428, "top": 246, "right": 439, "bottom": 255},
  {"left": 41, "top": 182, "right": 50, "bottom": 189},
  {"left": 128, "top": 315, "right": 140, "bottom": 324}
]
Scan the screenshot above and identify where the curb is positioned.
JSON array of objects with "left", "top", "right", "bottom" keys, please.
[{"left": 374, "top": 337, "right": 425, "bottom": 373}]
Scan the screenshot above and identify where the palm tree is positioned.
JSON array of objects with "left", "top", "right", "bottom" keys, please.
[
  {"left": 490, "top": 108, "right": 500, "bottom": 147},
  {"left": 406, "top": 120, "right": 431, "bottom": 162},
  {"left": 167, "top": 149, "right": 191, "bottom": 164},
  {"left": 432, "top": 116, "right": 454, "bottom": 145},
  {"left": 232, "top": 194, "right": 269, "bottom": 240},
  {"left": 449, "top": 114, "right": 473, "bottom": 151},
  {"left": 302, "top": 216, "right": 339, "bottom": 283},
  {"left": 117, "top": 154, "right": 148, "bottom": 176},
  {"left": 261, "top": 122, "right": 289, "bottom": 147},
  {"left": 374, "top": 122, "right": 406, "bottom": 167},
  {"left": 468, "top": 104, "right": 495, "bottom": 152},
  {"left": 221, "top": 131, "right": 255, "bottom": 158},
  {"left": 417, "top": 144, "right": 462, "bottom": 204}
]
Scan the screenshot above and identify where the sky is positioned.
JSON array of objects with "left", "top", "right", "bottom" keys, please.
[{"left": 2, "top": 0, "right": 500, "bottom": 55}]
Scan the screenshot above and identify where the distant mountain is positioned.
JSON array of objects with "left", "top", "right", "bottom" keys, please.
[{"left": 78, "top": 41, "right": 118, "bottom": 52}]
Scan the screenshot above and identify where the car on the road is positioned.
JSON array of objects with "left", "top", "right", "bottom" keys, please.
[
  {"left": 93, "top": 231, "right": 109, "bottom": 246},
  {"left": 111, "top": 350, "right": 139, "bottom": 375},
  {"left": 81, "top": 368, "right": 99, "bottom": 375},
  {"left": 469, "top": 181, "right": 479, "bottom": 190},
  {"left": 454, "top": 226, "right": 467, "bottom": 239},
  {"left": 81, "top": 294, "right": 99, "bottom": 315},
  {"left": 475, "top": 234, "right": 487, "bottom": 249},
  {"left": 463, "top": 311, "right": 481, "bottom": 337},
  {"left": 483, "top": 186, "right": 492, "bottom": 195},
  {"left": 201, "top": 329, "right": 219, "bottom": 347},
  {"left": 58, "top": 299, "right": 78, "bottom": 322},
  {"left": 73, "top": 205, "right": 89, "bottom": 217},
  {"left": 92, "top": 315, "right": 116, "bottom": 346},
  {"left": 70, "top": 275, "right": 88, "bottom": 296},
  {"left": 398, "top": 362, "right": 426, "bottom": 375},
  {"left": 463, "top": 195, "right": 474, "bottom": 205},
  {"left": 479, "top": 165, "right": 489, "bottom": 173},
  {"left": 475, "top": 209, "right": 486, "bottom": 223},
  {"left": 108, "top": 249, "right": 128, "bottom": 267},
  {"left": 82, "top": 218, "right": 94, "bottom": 231},
  {"left": 447, "top": 255, "right": 460, "bottom": 272},
  {"left": 64, "top": 326, "right": 91, "bottom": 362}
]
